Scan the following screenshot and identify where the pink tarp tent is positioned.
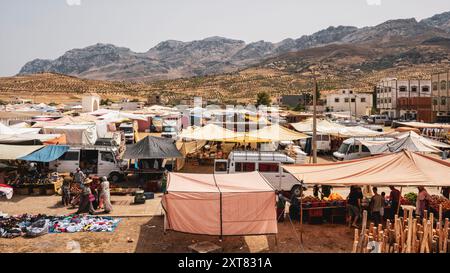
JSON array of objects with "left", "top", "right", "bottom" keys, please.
[{"left": 162, "top": 172, "right": 277, "bottom": 236}]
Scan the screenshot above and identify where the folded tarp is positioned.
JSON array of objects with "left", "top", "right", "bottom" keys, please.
[
  {"left": 0, "top": 145, "right": 44, "bottom": 160},
  {"left": 19, "top": 145, "right": 70, "bottom": 162},
  {"left": 283, "top": 151, "right": 450, "bottom": 187},
  {"left": 124, "top": 136, "right": 183, "bottom": 159},
  {"left": 162, "top": 172, "right": 277, "bottom": 236}
]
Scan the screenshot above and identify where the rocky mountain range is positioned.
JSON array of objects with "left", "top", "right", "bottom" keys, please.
[{"left": 18, "top": 11, "right": 450, "bottom": 82}]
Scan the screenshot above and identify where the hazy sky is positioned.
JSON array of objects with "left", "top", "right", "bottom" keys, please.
[{"left": 1, "top": 0, "right": 450, "bottom": 76}]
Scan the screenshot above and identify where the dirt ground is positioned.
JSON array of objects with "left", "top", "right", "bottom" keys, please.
[
  {"left": 0, "top": 193, "right": 354, "bottom": 253},
  {"left": 0, "top": 215, "right": 354, "bottom": 253}
]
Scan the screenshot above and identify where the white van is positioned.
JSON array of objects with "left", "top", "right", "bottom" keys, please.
[
  {"left": 299, "top": 134, "right": 331, "bottom": 152},
  {"left": 333, "top": 139, "right": 372, "bottom": 161},
  {"left": 50, "top": 146, "right": 126, "bottom": 182},
  {"left": 214, "top": 151, "right": 304, "bottom": 195},
  {"left": 368, "top": 115, "right": 389, "bottom": 125},
  {"left": 333, "top": 137, "right": 394, "bottom": 161}
]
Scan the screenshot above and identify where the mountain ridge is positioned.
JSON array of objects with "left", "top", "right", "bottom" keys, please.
[{"left": 17, "top": 11, "right": 450, "bottom": 81}]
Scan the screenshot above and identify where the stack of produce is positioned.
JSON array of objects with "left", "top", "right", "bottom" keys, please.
[
  {"left": 325, "top": 193, "right": 344, "bottom": 201},
  {"left": 352, "top": 209, "right": 450, "bottom": 253},
  {"left": 403, "top": 193, "right": 417, "bottom": 206},
  {"left": 429, "top": 195, "right": 450, "bottom": 213},
  {"left": 302, "top": 196, "right": 320, "bottom": 203}
]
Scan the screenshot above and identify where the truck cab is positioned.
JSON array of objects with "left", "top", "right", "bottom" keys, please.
[
  {"left": 119, "top": 123, "right": 135, "bottom": 144},
  {"left": 214, "top": 151, "right": 304, "bottom": 196},
  {"left": 50, "top": 146, "right": 126, "bottom": 182}
]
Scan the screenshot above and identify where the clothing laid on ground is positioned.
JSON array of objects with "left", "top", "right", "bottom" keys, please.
[{"left": 0, "top": 214, "right": 121, "bottom": 238}]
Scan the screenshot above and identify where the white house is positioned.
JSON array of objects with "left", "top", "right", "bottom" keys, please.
[
  {"left": 81, "top": 94, "right": 100, "bottom": 113},
  {"left": 325, "top": 89, "right": 373, "bottom": 118}
]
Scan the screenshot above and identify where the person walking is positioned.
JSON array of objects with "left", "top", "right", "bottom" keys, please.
[
  {"left": 276, "top": 191, "right": 289, "bottom": 222},
  {"left": 441, "top": 187, "right": 450, "bottom": 200},
  {"left": 61, "top": 176, "right": 72, "bottom": 207},
  {"left": 76, "top": 182, "right": 95, "bottom": 215},
  {"left": 347, "top": 186, "right": 363, "bottom": 228},
  {"left": 100, "top": 176, "right": 113, "bottom": 214},
  {"left": 416, "top": 187, "right": 431, "bottom": 219},
  {"left": 370, "top": 187, "right": 384, "bottom": 226},
  {"left": 389, "top": 186, "right": 401, "bottom": 220}
]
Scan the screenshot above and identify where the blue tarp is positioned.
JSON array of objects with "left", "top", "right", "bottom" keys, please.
[{"left": 19, "top": 145, "right": 70, "bottom": 162}]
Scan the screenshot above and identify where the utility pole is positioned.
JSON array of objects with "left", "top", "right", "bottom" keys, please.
[{"left": 312, "top": 71, "right": 318, "bottom": 164}]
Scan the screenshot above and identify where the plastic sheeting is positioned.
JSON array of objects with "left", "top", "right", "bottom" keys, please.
[
  {"left": 19, "top": 145, "right": 70, "bottom": 162},
  {"left": 283, "top": 151, "right": 450, "bottom": 187},
  {"left": 162, "top": 172, "right": 277, "bottom": 236},
  {"left": 124, "top": 136, "right": 183, "bottom": 159},
  {"left": 0, "top": 123, "right": 41, "bottom": 135}
]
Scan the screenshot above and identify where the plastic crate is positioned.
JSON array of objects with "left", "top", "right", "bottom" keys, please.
[{"left": 144, "top": 192, "right": 154, "bottom": 199}]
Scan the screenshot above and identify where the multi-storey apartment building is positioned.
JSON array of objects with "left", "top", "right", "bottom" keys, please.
[
  {"left": 431, "top": 72, "right": 450, "bottom": 123},
  {"left": 376, "top": 78, "right": 432, "bottom": 121},
  {"left": 325, "top": 89, "right": 373, "bottom": 117}
]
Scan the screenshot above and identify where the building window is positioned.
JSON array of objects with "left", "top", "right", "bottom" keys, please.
[
  {"left": 349, "top": 90, "right": 353, "bottom": 94},
  {"left": 442, "top": 97, "right": 447, "bottom": 106},
  {"left": 388, "top": 98, "right": 392, "bottom": 103},
  {"left": 361, "top": 98, "right": 366, "bottom": 103},
  {"left": 388, "top": 87, "right": 392, "bottom": 92},
  {"left": 441, "top": 80, "right": 447, "bottom": 90},
  {"left": 344, "top": 98, "right": 349, "bottom": 103},
  {"left": 335, "top": 98, "right": 339, "bottom": 103},
  {"left": 411, "top": 86, "right": 418, "bottom": 92},
  {"left": 433, "top": 98, "right": 438, "bottom": 106},
  {"left": 351, "top": 98, "right": 356, "bottom": 103},
  {"left": 342, "top": 90, "right": 346, "bottom": 94},
  {"left": 433, "top": 82, "right": 438, "bottom": 91},
  {"left": 399, "top": 86, "right": 407, "bottom": 92},
  {"left": 422, "top": 86, "right": 430, "bottom": 92},
  {"left": 377, "top": 99, "right": 380, "bottom": 104}
]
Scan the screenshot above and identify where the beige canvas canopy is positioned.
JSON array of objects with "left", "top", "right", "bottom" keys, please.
[
  {"left": 0, "top": 144, "right": 44, "bottom": 160},
  {"left": 179, "top": 124, "right": 240, "bottom": 141},
  {"left": 395, "top": 121, "right": 450, "bottom": 130},
  {"left": 283, "top": 151, "right": 450, "bottom": 187},
  {"left": 225, "top": 124, "right": 308, "bottom": 142},
  {"left": 162, "top": 172, "right": 277, "bottom": 236}
]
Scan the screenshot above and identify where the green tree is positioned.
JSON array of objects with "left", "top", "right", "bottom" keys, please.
[{"left": 256, "top": 92, "right": 271, "bottom": 107}]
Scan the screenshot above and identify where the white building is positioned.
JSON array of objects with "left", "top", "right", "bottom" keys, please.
[
  {"left": 376, "top": 78, "right": 431, "bottom": 118},
  {"left": 81, "top": 94, "right": 100, "bottom": 113},
  {"left": 325, "top": 89, "right": 373, "bottom": 118}
]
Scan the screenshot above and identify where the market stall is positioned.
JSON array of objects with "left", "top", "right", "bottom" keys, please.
[{"left": 162, "top": 172, "right": 277, "bottom": 236}]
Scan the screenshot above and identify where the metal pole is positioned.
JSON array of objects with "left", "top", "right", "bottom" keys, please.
[{"left": 312, "top": 73, "right": 318, "bottom": 164}]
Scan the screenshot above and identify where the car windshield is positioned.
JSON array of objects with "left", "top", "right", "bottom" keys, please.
[
  {"left": 122, "top": 128, "right": 133, "bottom": 133},
  {"left": 338, "top": 143, "right": 350, "bottom": 154},
  {"left": 163, "top": 127, "right": 176, "bottom": 132}
]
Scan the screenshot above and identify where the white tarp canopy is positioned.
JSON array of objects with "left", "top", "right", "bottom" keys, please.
[
  {"left": 291, "top": 119, "right": 384, "bottom": 137},
  {"left": 395, "top": 121, "right": 450, "bottom": 130},
  {"left": 0, "top": 123, "right": 41, "bottom": 135},
  {"left": 98, "top": 111, "right": 147, "bottom": 122},
  {"left": 0, "top": 144, "right": 44, "bottom": 160},
  {"left": 42, "top": 124, "right": 97, "bottom": 145}
]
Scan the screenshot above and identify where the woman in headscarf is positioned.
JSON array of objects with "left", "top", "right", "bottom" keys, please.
[
  {"left": 76, "top": 181, "right": 95, "bottom": 215},
  {"left": 100, "top": 176, "right": 113, "bottom": 214}
]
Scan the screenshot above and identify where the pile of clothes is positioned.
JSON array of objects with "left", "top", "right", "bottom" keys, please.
[{"left": 0, "top": 213, "right": 121, "bottom": 238}]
